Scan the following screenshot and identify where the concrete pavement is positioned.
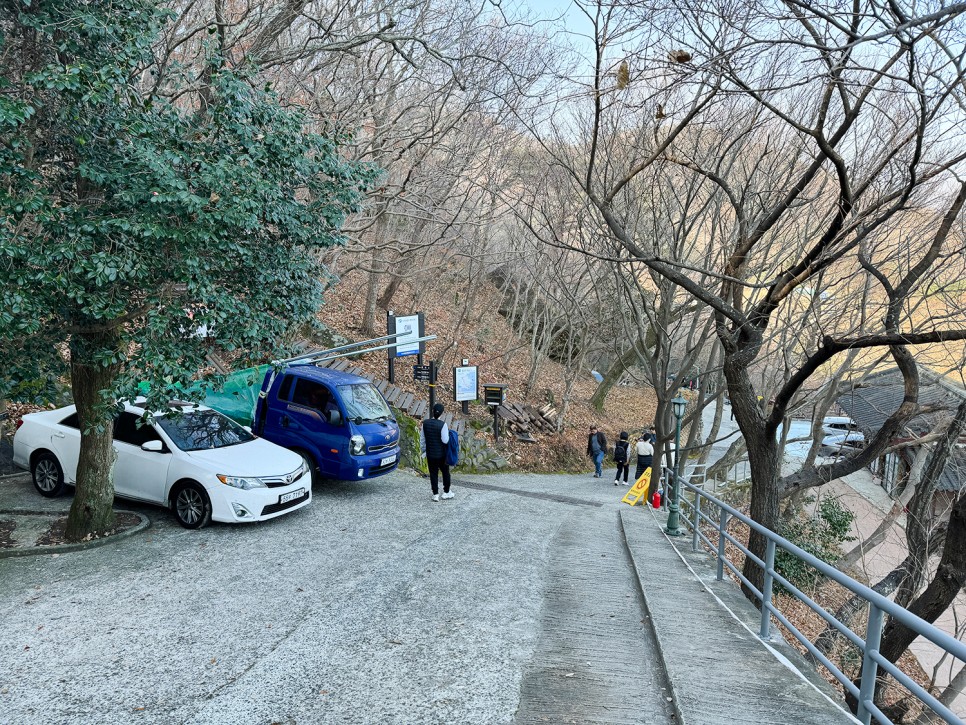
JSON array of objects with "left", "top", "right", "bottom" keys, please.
[
  {"left": 621, "top": 504, "right": 856, "bottom": 724},
  {"left": 0, "top": 468, "right": 857, "bottom": 724}
]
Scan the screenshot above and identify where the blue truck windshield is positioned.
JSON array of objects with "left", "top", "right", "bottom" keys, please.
[
  {"left": 157, "top": 409, "right": 255, "bottom": 451},
  {"left": 337, "top": 384, "right": 391, "bottom": 423}
]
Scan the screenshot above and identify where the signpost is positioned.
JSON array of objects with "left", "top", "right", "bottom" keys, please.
[
  {"left": 413, "top": 364, "right": 432, "bottom": 382},
  {"left": 483, "top": 383, "right": 507, "bottom": 442},
  {"left": 453, "top": 360, "right": 478, "bottom": 414},
  {"left": 413, "top": 361, "right": 438, "bottom": 410},
  {"left": 387, "top": 311, "right": 425, "bottom": 383}
]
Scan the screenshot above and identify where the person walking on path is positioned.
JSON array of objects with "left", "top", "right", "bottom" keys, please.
[
  {"left": 613, "top": 431, "right": 631, "bottom": 486},
  {"left": 634, "top": 433, "right": 654, "bottom": 484},
  {"left": 421, "top": 402, "right": 453, "bottom": 501},
  {"left": 586, "top": 425, "right": 606, "bottom": 478}
]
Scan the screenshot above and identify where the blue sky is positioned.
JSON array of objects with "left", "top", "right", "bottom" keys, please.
[
  {"left": 518, "top": 0, "right": 573, "bottom": 17},
  {"left": 515, "top": 0, "right": 583, "bottom": 24}
]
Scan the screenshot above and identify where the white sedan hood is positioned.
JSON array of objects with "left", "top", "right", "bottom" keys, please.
[{"left": 185, "top": 438, "right": 303, "bottom": 477}]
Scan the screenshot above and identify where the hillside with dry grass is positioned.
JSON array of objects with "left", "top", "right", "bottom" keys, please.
[{"left": 319, "top": 270, "right": 658, "bottom": 473}]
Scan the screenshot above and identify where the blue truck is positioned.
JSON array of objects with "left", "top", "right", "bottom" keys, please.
[
  {"left": 204, "top": 332, "right": 437, "bottom": 483},
  {"left": 204, "top": 363, "right": 400, "bottom": 483},
  {"left": 252, "top": 365, "right": 400, "bottom": 483}
]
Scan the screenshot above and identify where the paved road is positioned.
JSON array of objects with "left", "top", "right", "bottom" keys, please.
[
  {"left": 0, "top": 470, "right": 674, "bottom": 725},
  {"left": 695, "top": 402, "right": 815, "bottom": 480}
]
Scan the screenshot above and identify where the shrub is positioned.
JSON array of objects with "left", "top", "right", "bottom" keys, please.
[{"left": 775, "top": 496, "right": 856, "bottom": 594}]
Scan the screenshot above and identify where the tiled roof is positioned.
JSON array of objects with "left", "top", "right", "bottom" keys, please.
[{"left": 837, "top": 367, "right": 966, "bottom": 493}]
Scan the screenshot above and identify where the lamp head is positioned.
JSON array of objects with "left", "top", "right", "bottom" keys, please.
[{"left": 671, "top": 396, "right": 687, "bottom": 420}]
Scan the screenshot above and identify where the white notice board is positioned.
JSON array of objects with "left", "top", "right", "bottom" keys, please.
[
  {"left": 394, "top": 314, "right": 421, "bottom": 357},
  {"left": 454, "top": 366, "right": 478, "bottom": 402}
]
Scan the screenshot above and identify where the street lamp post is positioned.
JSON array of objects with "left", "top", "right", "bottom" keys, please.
[{"left": 665, "top": 394, "right": 688, "bottom": 537}]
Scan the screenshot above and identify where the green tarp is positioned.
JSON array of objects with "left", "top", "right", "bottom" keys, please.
[
  {"left": 136, "top": 365, "right": 270, "bottom": 426},
  {"left": 202, "top": 365, "right": 271, "bottom": 427}
]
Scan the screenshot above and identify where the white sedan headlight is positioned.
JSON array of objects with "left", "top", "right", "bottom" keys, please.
[
  {"left": 350, "top": 434, "right": 366, "bottom": 456},
  {"left": 217, "top": 474, "right": 267, "bottom": 490}
]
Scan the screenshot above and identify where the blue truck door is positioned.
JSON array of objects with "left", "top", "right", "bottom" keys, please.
[{"left": 284, "top": 377, "right": 345, "bottom": 477}]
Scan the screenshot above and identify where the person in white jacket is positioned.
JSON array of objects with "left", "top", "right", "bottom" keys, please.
[{"left": 634, "top": 435, "right": 654, "bottom": 482}]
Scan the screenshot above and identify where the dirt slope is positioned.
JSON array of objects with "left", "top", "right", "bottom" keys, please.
[{"left": 320, "top": 271, "right": 657, "bottom": 473}]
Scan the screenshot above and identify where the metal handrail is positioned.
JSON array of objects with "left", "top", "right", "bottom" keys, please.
[{"left": 665, "top": 467, "right": 966, "bottom": 725}]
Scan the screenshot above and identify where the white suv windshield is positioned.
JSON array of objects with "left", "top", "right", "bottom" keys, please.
[
  {"left": 337, "top": 384, "right": 391, "bottom": 423},
  {"left": 156, "top": 409, "right": 254, "bottom": 451}
]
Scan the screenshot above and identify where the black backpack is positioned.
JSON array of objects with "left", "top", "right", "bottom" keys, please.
[{"left": 613, "top": 440, "right": 628, "bottom": 463}]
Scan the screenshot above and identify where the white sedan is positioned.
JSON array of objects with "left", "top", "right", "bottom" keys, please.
[
  {"left": 13, "top": 401, "right": 312, "bottom": 529},
  {"left": 820, "top": 416, "right": 865, "bottom": 453}
]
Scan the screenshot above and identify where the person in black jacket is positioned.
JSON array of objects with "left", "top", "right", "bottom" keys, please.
[
  {"left": 421, "top": 402, "right": 452, "bottom": 502},
  {"left": 613, "top": 431, "right": 630, "bottom": 486}
]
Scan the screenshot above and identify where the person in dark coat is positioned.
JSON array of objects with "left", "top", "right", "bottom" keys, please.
[
  {"left": 586, "top": 425, "right": 606, "bottom": 478},
  {"left": 613, "top": 431, "right": 631, "bottom": 486},
  {"left": 421, "top": 402, "right": 452, "bottom": 502}
]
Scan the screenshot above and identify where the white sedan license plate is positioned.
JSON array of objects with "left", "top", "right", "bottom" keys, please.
[
  {"left": 280, "top": 488, "right": 305, "bottom": 504},
  {"left": 380, "top": 455, "right": 397, "bottom": 466}
]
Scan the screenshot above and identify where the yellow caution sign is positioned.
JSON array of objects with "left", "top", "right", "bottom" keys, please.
[{"left": 622, "top": 468, "right": 652, "bottom": 506}]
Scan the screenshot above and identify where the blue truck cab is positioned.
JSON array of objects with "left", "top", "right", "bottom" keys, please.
[{"left": 253, "top": 365, "right": 400, "bottom": 481}]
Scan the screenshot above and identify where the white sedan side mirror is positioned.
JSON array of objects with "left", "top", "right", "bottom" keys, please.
[{"left": 141, "top": 440, "right": 165, "bottom": 452}]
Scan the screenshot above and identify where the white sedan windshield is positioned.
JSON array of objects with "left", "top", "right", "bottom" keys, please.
[{"left": 156, "top": 410, "right": 254, "bottom": 451}]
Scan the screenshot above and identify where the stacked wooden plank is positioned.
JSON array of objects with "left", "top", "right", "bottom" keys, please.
[
  {"left": 536, "top": 403, "right": 558, "bottom": 428},
  {"left": 439, "top": 411, "right": 465, "bottom": 436},
  {"left": 494, "top": 401, "right": 557, "bottom": 442}
]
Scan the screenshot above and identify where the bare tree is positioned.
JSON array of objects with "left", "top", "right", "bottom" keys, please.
[{"left": 511, "top": 0, "right": 966, "bottom": 600}]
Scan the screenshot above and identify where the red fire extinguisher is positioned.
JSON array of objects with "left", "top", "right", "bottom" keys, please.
[{"left": 651, "top": 489, "right": 662, "bottom": 508}]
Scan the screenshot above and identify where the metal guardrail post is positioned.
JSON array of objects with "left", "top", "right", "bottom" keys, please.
[
  {"left": 716, "top": 505, "right": 727, "bottom": 581},
  {"left": 692, "top": 488, "right": 701, "bottom": 552},
  {"left": 857, "top": 605, "right": 885, "bottom": 725},
  {"left": 673, "top": 474, "right": 966, "bottom": 723},
  {"left": 760, "top": 540, "right": 776, "bottom": 639}
]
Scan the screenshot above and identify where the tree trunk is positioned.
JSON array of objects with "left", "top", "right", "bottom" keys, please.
[
  {"left": 814, "top": 565, "right": 907, "bottom": 660},
  {"left": 704, "top": 437, "right": 748, "bottom": 483},
  {"left": 913, "top": 663, "right": 966, "bottom": 724},
  {"left": 859, "top": 491, "right": 966, "bottom": 711},
  {"left": 842, "top": 399, "right": 966, "bottom": 713},
  {"left": 376, "top": 269, "right": 404, "bottom": 310},
  {"left": 892, "top": 400, "right": 966, "bottom": 607},
  {"left": 65, "top": 332, "right": 121, "bottom": 542},
  {"left": 742, "top": 433, "right": 781, "bottom": 601},
  {"left": 590, "top": 341, "right": 641, "bottom": 410},
  {"left": 361, "top": 251, "right": 383, "bottom": 336},
  {"left": 814, "top": 527, "right": 946, "bottom": 661}
]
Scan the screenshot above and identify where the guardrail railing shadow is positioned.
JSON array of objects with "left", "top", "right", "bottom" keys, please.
[{"left": 663, "top": 467, "right": 966, "bottom": 725}]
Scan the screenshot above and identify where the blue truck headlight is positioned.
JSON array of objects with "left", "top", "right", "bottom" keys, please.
[{"left": 350, "top": 434, "right": 366, "bottom": 456}]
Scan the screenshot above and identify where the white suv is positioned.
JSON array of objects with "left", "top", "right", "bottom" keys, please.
[
  {"left": 820, "top": 416, "right": 865, "bottom": 452},
  {"left": 13, "top": 401, "right": 312, "bottom": 529}
]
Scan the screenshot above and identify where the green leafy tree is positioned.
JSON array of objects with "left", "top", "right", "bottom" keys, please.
[{"left": 0, "top": 1, "right": 374, "bottom": 540}]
